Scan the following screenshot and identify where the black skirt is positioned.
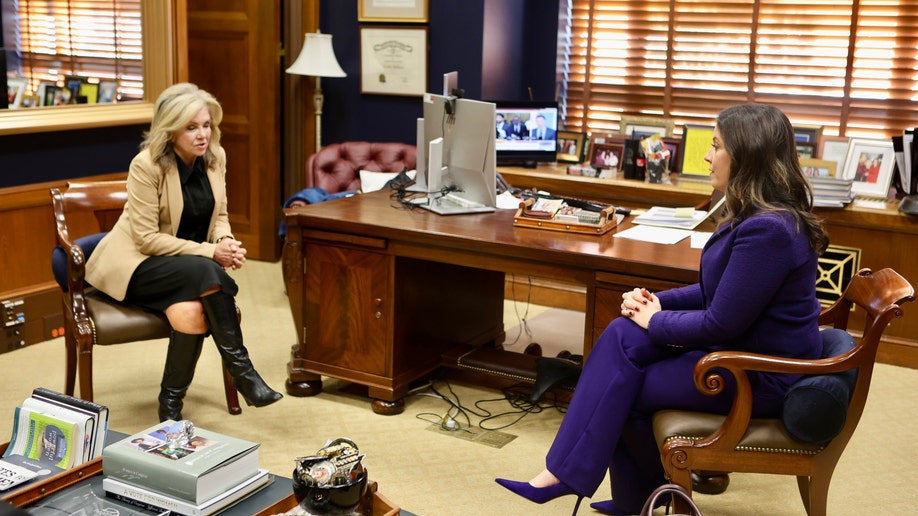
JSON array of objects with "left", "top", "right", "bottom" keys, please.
[{"left": 124, "top": 255, "right": 239, "bottom": 312}]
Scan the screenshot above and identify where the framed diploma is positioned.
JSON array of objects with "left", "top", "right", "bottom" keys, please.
[
  {"left": 360, "top": 26, "right": 428, "bottom": 97},
  {"left": 358, "top": 0, "right": 428, "bottom": 23}
]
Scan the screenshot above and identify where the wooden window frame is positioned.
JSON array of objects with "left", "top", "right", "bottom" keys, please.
[{"left": 0, "top": 1, "right": 183, "bottom": 136}]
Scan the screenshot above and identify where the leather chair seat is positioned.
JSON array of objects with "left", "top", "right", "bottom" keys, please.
[
  {"left": 654, "top": 410, "right": 825, "bottom": 457},
  {"left": 84, "top": 288, "right": 171, "bottom": 345}
]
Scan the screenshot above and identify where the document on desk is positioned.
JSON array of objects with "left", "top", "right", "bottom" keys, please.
[{"left": 614, "top": 225, "right": 692, "bottom": 245}]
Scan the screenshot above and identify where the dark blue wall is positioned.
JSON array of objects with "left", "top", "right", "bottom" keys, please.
[
  {"left": 319, "top": 0, "right": 559, "bottom": 146},
  {"left": 0, "top": 2, "right": 559, "bottom": 188},
  {"left": 0, "top": 124, "right": 144, "bottom": 188}
]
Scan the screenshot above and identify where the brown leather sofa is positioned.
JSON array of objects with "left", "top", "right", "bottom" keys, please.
[{"left": 305, "top": 141, "right": 417, "bottom": 193}]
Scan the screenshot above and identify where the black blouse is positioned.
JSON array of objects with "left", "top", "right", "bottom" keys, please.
[{"left": 175, "top": 155, "right": 215, "bottom": 244}]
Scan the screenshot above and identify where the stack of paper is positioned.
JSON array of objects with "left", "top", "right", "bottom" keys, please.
[
  {"left": 632, "top": 206, "right": 710, "bottom": 230},
  {"left": 808, "top": 176, "right": 854, "bottom": 208}
]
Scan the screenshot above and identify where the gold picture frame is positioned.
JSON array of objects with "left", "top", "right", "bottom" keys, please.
[
  {"left": 619, "top": 115, "right": 674, "bottom": 138},
  {"left": 359, "top": 0, "right": 428, "bottom": 23},
  {"left": 556, "top": 130, "right": 587, "bottom": 163},
  {"left": 800, "top": 158, "right": 837, "bottom": 178}
]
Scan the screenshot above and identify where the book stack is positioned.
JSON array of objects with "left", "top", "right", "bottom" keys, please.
[
  {"left": 102, "top": 421, "right": 271, "bottom": 516},
  {"left": 808, "top": 176, "right": 855, "bottom": 208},
  {"left": 0, "top": 388, "right": 109, "bottom": 491}
]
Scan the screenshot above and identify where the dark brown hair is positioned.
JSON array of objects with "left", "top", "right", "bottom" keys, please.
[{"left": 716, "top": 103, "right": 829, "bottom": 254}]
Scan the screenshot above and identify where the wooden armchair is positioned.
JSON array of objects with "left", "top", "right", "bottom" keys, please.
[
  {"left": 653, "top": 267, "right": 914, "bottom": 515},
  {"left": 50, "top": 181, "right": 241, "bottom": 415}
]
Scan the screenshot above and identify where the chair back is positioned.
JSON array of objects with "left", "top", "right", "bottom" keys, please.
[
  {"left": 306, "top": 142, "right": 417, "bottom": 193},
  {"left": 51, "top": 180, "right": 128, "bottom": 241},
  {"left": 815, "top": 267, "right": 915, "bottom": 452}
]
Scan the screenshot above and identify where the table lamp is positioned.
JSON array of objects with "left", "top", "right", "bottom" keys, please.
[{"left": 286, "top": 32, "right": 346, "bottom": 154}]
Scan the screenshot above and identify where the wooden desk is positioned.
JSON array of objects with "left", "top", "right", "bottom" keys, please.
[
  {"left": 282, "top": 191, "right": 701, "bottom": 414},
  {"left": 499, "top": 165, "right": 918, "bottom": 368}
]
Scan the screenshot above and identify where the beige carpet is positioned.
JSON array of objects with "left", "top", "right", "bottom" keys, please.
[{"left": 2, "top": 259, "right": 918, "bottom": 515}]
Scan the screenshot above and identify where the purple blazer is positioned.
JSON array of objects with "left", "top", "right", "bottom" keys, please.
[{"left": 649, "top": 210, "right": 822, "bottom": 389}]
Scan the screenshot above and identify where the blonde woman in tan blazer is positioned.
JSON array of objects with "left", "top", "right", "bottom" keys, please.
[{"left": 86, "top": 83, "right": 282, "bottom": 422}]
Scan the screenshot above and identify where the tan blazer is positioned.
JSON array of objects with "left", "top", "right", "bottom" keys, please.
[{"left": 85, "top": 147, "right": 233, "bottom": 301}]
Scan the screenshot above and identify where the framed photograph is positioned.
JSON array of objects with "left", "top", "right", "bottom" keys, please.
[
  {"left": 842, "top": 138, "right": 896, "bottom": 198},
  {"left": 619, "top": 115, "right": 674, "bottom": 138},
  {"left": 64, "top": 75, "right": 85, "bottom": 98},
  {"left": 794, "top": 124, "right": 824, "bottom": 144},
  {"left": 556, "top": 130, "right": 586, "bottom": 163},
  {"left": 98, "top": 80, "right": 118, "bottom": 103},
  {"left": 590, "top": 142, "right": 624, "bottom": 170},
  {"left": 796, "top": 143, "right": 816, "bottom": 159},
  {"left": 800, "top": 158, "right": 837, "bottom": 178},
  {"left": 661, "top": 137, "right": 682, "bottom": 174},
  {"left": 19, "top": 93, "right": 39, "bottom": 108},
  {"left": 79, "top": 82, "right": 100, "bottom": 104},
  {"left": 358, "top": 0, "right": 428, "bottom": 23},
  {"left": 360, "top": 26, "right": 428, "bottom": 96},
  {"left": 42, "top": 85, "right": 71, "bottom": 106},
  {"left": 818, "top": 135, "right": 849, "bottom": 178},
  {"left": 680, "top": 124, "right": 715, "bottom": 176},
  {"left": 6, "top": 77, "right": 27, "bottom": 108}
]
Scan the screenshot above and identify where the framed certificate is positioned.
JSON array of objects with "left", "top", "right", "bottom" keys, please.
[
  {"left": 360, "top": 26, "right": 428, "bottom": 97},
  {"left": 358, "top": 0, "right": 428, "bottom": 23}
]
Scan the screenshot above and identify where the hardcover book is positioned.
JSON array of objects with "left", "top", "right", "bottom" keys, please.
[
  {"left": 4, "top": 406, "right": 81, "bottom": 469},
  {"left": 31, "top": 386, "right": 109, "bottom": 461},
  {"left": 102, "top": 421, "right": 260, "bottom": 504},
  {"left": 103, "top": 468, "right": 272, "bottom": 516}
]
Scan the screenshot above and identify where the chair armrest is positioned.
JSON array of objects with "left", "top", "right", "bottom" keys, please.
[
  {"left": 50, "top": 188, "right": 93, "bottom": 339},
  {"left": 681, "top": 347, "right": 859, "bottom": 451}
]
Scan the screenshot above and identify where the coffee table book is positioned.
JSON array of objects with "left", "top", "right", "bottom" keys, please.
[
  {"left": 102, "top": 421, "right": 260, "bottom": 504},
  {"left": 104, "top": 468, "right": 272, "bottom": 516}
]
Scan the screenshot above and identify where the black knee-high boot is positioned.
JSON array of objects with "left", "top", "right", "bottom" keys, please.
[
  {"left": 200, "top": 291, "right": 283, "bottom": 407},
  {"left": 158, "top": 331, "right": 205, "bottom": 422}
]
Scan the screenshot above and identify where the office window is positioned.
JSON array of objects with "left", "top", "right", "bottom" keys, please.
[
  {"left": 8, "top": 0, "right": 142, "bottom": 102},
  {"left": 562, "top": 0, "right": 918, "bottom": 139}
]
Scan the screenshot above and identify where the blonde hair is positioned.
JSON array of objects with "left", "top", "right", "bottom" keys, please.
[{"left": 141, "top": 83, "right": 223, "bottom": 170}]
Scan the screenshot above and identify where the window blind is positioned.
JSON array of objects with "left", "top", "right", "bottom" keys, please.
[
  {"left": 15, "top": 0, "right": 143, "bottom": 101},
  {"left": 563, "top": 0, "right": 918, "bottom": 139}
]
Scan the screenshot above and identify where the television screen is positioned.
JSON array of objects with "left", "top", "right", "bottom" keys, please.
[{"left": 492, "top": 101, "right": 560, "bottom": 167}]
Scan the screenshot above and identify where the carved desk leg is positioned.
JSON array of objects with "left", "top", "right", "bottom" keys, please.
[
  {"left": 282, "top": 224, "right": 322, "bottom": 397},
  {"left": 286, "top": 343, "right": 323, "bottom": 397}
]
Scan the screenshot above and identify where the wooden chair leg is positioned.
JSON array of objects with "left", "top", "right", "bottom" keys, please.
[
  {"left": 223, "top": 366, "right": 242, "bottom": 415},
  {"left": 669, "top": 468, "right": 695, "bottom": 514},
  {"left": 64, "top": 329, "right": 78, "bottom": 397},
  {"left": 77, "top": 336, "right": 95, "bottom": 402}
]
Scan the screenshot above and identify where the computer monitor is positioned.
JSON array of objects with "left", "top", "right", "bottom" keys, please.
[
  {"left": 493, "top": 101, "right": 560, "bottom": 167},
  {"left": 418, "top": 92, "right": 497, "bottom": 215}
]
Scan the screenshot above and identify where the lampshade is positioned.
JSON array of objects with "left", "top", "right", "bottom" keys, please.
[{"left": 286, "top": 33, "right": 346, "bottom": 78}]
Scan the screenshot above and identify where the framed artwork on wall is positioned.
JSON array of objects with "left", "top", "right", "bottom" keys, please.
[
  {"left": 842, "top": 138, "right": 896, "bottom": 198},
  {"left": 358, "top": 0, "right": 428, "bottom": 23},
  {"left": 360, "top": 26, "right": 428, "bottom": 96}
]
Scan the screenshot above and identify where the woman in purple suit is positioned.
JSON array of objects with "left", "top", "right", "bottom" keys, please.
[{"left": 496, "top": 103, "right": 829, "bottom": 515}]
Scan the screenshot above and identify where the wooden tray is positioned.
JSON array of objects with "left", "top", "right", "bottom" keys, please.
[
  {"left": 0, "top": 440, "right": 103, "bottom": 508},
  {"left": 513, "top": 198, "right": 619, "bottom": 235},
  {"left": 253, "top": 480, "right": 400, "bottom": 516}
]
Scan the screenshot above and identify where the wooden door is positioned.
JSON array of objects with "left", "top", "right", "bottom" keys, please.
[{"left": 186, "top": 0, "right": 282, "bottom": 261}]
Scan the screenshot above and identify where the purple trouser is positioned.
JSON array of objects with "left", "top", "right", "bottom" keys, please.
[{"left": 545, "top": 317, "right": 784, "bottom": 511}]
